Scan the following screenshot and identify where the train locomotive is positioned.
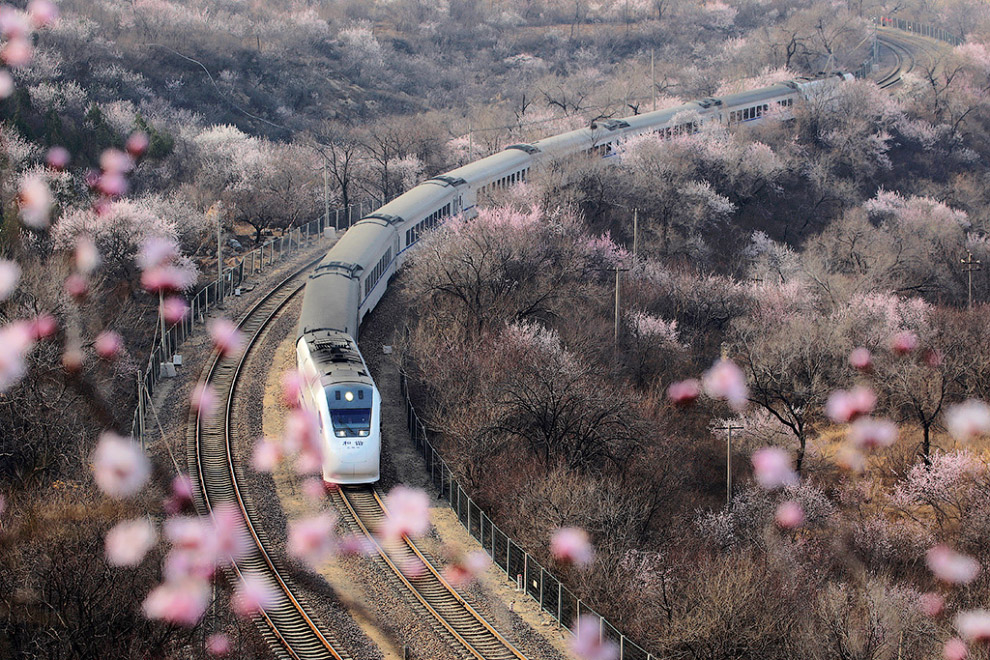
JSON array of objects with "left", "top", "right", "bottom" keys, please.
[{"left": 296, "top": 72, "right": 852, "bottom": 485}]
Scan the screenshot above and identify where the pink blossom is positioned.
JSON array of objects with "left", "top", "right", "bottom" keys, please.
[
  {"left": 0, "top": 7, "right": 29, "bottom": 38},
  {"left": 288, "top": 513, "right": 338, "bottom": 567},
  {"left": 397, "top": 554, "right": 425, "bottom": 579},
  {"left": 550, "top": 527, "right": 594, "bottom": 567},
  {"left": 142, "top": 578, "right": 210, "bottom": 626},
  {"left": 570, "top": 614, "right": 619, "bottom": 660},
  {"left": 27, "top": 0, "right": 58, "bottom": 28},
  {"left": 208, "top": 318, "right": 244, "bottom": 357},
  {"left": 0, "top": 259, "right": 20, "bottom": 301},
  {"left": 92, "top": 433, "right": 150, "bottom": 499},
  {"left": 190, "top": 383, "right": 218, "bottom": 418},
  {"left": 751, "top": 447, "right": 798, "bottom": 489},
  {"left": 126, "top": 132, "right": 150, "bottom": 158},
  {"left": 337, "top": 533, "right": 375, "bottom": 557},
  {"left": 96, "top": 172, "right": 128, "bottom": 198},
  {"left": 18, "top": 174, "right": 51, "bottom": 228},
  {"left": 74, "top": 235, "right": 100, "bottom": 275},
  {"left": 924, "top": 348, "right": 944, "bottom": 368},
  {"left": 301, "top": 478, "right": 326, "bottom": 501},
  {"left": 283, "top": 409, "right": 322, "bottom": 474},
  {"left": 99, "top": 148, "right": 134, "bottom": 174},
  {"left": 702, "top": 359, "right": 748, "bottom": 411},
  {"left": 927, "top": 545, "right": 980, "bottom": 584},
  {"left": 138, "top": 238, "right": 179, "bottom": 271},
  {"left": 2, "top": 37, "right": 32, "bottom": 67},
  {"left": 849, "top": 347, "right": 872, "bottom": 371},
  {"left": 379, "top": 486, "right": 431, "bottom": 541},
  {"left": 825, "top": 387, "right": 876, "bottom": 423},
  {"left": 232, "top": 574, "right": 277, "bottom": 617},
  {"left": 164, "top": 474, "right": 194, "bottom": 515},
  {"left": 105, "top": 517, "right": 157, "bottom": 567},
  {"left": 64, "top": 273, "right": 88, "bottom": 299},
  {"left": 944, "top": 638, "right": 968, "bottom": 660},
  {"left": 847, "top": 418, "right": 898, "bottom": 450},
  {"left": 775, "top": 501, "right": 804, "bottom": 528},
  {"left": 29, "top": 314, "right": 56, "bottom": 340},
  {"left": 0, "top": 70, "right": 12, "bottom": 99},
  {"left": 443, "top": 550, "right": 491, "bottom": 587},
  {"left": 141, "top": 265, "right": 197, "bottom": 293},
  {"left": 94, "top": 331, "right": 123, "bottom": 360},
  {"left": 945, "top": 400, "right": 990, "bottom": 443},
  {"left": 206, "top": 633, "right": 231, "bottom": 657},
  {"left": 891, "top": 330, "right": 918, "bottom": 355},
  {"left": 0, "top": 320, "right": 33, "bottom": 393},
  {"left": 162, "top": 296, "right": 189, "bottom": 324},
  {"left": 252, "top": 438, "right": 283, "bottom": 472},
  {"left": 163, "top": 548, "right": 215, "bottom": 582},
  {"left": 667, "top": 379, "right": 701, "bottom": 407},
  {"left": 918, "top": 592, "right": 945, "bottom": 618},
  {"left": 212, "top": 503, "right": 251, "bottom": 564},
  {"left": 281, "top": 370, "right": 305, "bottom": 408},
  {"left": 956, "top": 610, "right": 990, "bottom": 643},
  {"left": 45, "top": 146, "right": 70, "bottom": 170}
]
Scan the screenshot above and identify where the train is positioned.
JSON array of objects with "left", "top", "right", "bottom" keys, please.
[{"left": 295, "top": 72, "right": 853, "bottom": 485}]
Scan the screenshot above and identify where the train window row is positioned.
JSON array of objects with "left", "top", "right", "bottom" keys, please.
[
  {"left": 363, "top": 247, "right": 393, "bottom": 300},
  {"left": 729, "top": 98, "right": 792, "bottom": 123},
  {"left": 654, "top": 121, "right": 700, "bottom": 140},
  {"left": 478, "top": 168, "right": 529, "bottom": 197},
  {"left": 405, "top": 203, "right": 452, "bottom": 247}
]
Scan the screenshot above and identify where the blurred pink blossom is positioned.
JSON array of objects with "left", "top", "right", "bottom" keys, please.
[
  {"left": 138, "top": 238, "right": 179, "bottom": 271},
  {"left": 190, "top": 383, "right": 218, "bottom": 418},
  {"left": 891, "top": 330, "right": 918, "bottom": 355},
  {"left": 751, "top": 447, "right": 798, "bottom": 489},
  {"left": 208, "top": 318, "right": 244, "bottom": 357},
  {"left": 232, "top": 574, "right": 277, "bottom": 617},
  {"left": 775, "top": 501, "right": 804, "bottom": 529},
  {"left": 252, "top": 437, "right": 283, "bottom": 472},
  {"left": 570, "top": 614, "right": 618, "bottom": 660},
  {"left": 280, "top": 370, "right": 305, "bottom": 408},
  {"left": 283, "top": 409, "right": 322, "bottom": 474},
  {"left": 702, "top": 359, "right": 748, "bottom": 411},
  {"left": 0, "top": 320, "right": 33, "bottom": 393},
  {"left": 301, "top": 478, "right": 326, "bottom": 502},
  {"left": 206, "top": 633, "right": 231, "bottom": 657},
  {"left": 848, "top": 347, "right": 872, "bottom": 371},
  {"left": 956, "top": 610, "right": 990, "bottom": 642},
  {"left": 927, "top": 545, "right": 980, "bottom": 584},
  {"left": 74, "top": 235, "right": 100, "bottom": 275},
  {"left": 99, "top": 148, "right": 134, "bottom": 174},
  {"left": 105, "top": 517, "right": 157, "bottom": 567},
  {"left": 126, "top": 132, "right": 150, "bottom": 158},
  {"left": 924, "top": 348, "right": 944, "bottom": 368},
  {"left": 213, "top": 503, "right": 251, "bottom": 564},
  {"left": 825, "top": 387, "right": 876, "bottom": 423},
  {"left": 162, "top": 296, "right": 189, "bottom": 323},
  {"left": 0, "top": 70, "right": 12, "bottom": 98},
  {"left": 94, "top": 331, "right": 123, "bottom": 360},
  {"left": 847, "top": 418, "right": 898, "bottom": 450},
  {"left": 29, "top": 314, "right": 56, "bottom": 340},
  {"left": 18, "top": 174, "right": 52, "bottom": 228},
  {"left": 2, "top": 37, "right": 32, "bottom": 67},
  {"left": 337, "top": 533, "right": 375, "bottom": 557},
  {"left": 945, "top": 400, "right": 990, "bottom": 443},
  {"left": 0, "top": 259, "right": 20, "bottom": 301},
  {"left": 443, "top": 550, "right": 491, "bottom": 587},
  {"left": 92, "top": 432, "right": 150, "bottom": 499},
  {"left": 667, "top": 379, "right": 701, "bottom": 407},
  {"left": 944, "top": 638, "right": 968, "bottom": 660},
  {"left": 0, "top": 6, "right": 29, "bottom": 38},
  {"left": 64, "top": 273, "right": 88, "bottom": 299},
  {"left": 96, "top": 172, "right": 128, "bottom": 198},
  {"left": 141, "top": 265, "right": 197, "bottom": 293},
  {"left": 164, "top": 473, "right": 194, "bottom": 515},
  {"left": 550, "top": 527, "right": 594, "bottom": 567},
  {"left": 918, "top": 592, "right": 945, "bottom": 617},
  {"left": 288, "top": 513, "right": 338, "bottom": 567},
  {"left": 397, "top": 554, "right": 426, "bottom": 579},
  {"left": 45, "top": 145, "right": 69, "bottom": 169},
  {"left": 26, "top": 0, "right": 58, "bottom": 28},
  {"left": 142, "top": 578, "right": 210, "bottom": 626},
  {"left": 379, "top": 485, "right": 431, "bottom": 541}
]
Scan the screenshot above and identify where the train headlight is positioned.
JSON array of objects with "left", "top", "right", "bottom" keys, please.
[
  {"left": 359, "top": 430, "right": 368, "bottom": 436},
  {"left": 345, "top": 391, "right": 354, "bottom": 402},
  {"left": 335, "top": 430, "right": 345, "bottom": 437}
]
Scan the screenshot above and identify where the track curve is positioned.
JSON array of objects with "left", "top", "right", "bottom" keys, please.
[{"left": 189, "top": 258, "right": 352, "bottom": 660}]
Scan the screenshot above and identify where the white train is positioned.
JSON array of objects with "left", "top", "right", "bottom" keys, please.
[{"left": 296, "top": 72, "right": 852, "bottom": 485}]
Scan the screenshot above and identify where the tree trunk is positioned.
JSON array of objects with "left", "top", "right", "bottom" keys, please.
[{"left": 795, "top": 435, "right": 806, "bottom": 473}]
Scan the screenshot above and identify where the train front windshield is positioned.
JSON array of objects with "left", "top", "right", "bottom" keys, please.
[
  {"left": 325, "top": 385, "right": 373, "bottom": 437},
  {"left": 329, "top": 408, "right": 372, "bottom": 436}
]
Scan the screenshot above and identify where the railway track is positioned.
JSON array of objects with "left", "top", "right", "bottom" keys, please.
[
  {"left": 329, "top": 486, "right": 530, "bottom": 660},
  {"left": 875, "top": 26, "right": 946, "bottom": 89},
  {"left": 189, "top": 258, "right": 352, "bottom": 660}
]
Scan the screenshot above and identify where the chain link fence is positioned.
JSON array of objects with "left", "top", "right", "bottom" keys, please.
[
  {"left": 854, "top": 17, "right": 964, "bottom": 78},
  {"left": 399, "top": 373, "right": 657, "bottom": 660},
  {"left": 131, "top": 199, "right": 379, "bottom": 445}
]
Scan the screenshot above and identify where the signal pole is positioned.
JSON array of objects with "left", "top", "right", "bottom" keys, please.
[
  {"left": 716, "top": 423, "right": 743, "bottom": 507},
  {"left": 961, "top": 251, "right": 982, "bottom": 309}
]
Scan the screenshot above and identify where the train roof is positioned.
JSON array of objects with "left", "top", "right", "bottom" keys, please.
[
  {"left": 370, "top": 180, "right": 457, "bottom": 223},
  {"left": 716, "top": 82, "right": 800, "bottom": 108},
  {"left": 444, "top": 149, "right": 533, "bottom": 187},
  {"left": 302, "top": 329, "right": 372, "bottom": 383}
]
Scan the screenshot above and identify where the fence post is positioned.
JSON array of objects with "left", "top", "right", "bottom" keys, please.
[
  {"left": 558, "top": 582, "right": 562, "bottom": 627},
  {"left": 137, "top": 372, "right": 145, "bottom": 450}
]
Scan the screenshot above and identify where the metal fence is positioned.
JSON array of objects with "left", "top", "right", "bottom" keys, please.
[
  {"left": 399, "top": 373, "right": 656, "bottom": 660},
  {"left": 131, "top": 199, "right": 379, "bottom": 444},
  {"left": 854, "top": 18, "right": 965, "bottom": 78}
]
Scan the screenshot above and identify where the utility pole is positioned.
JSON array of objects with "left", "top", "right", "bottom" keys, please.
[
  {"left": 961, "top": 251, "right": 982, "bottom": 310},
  {"left": 207, "top": 203, "right": 223, "bottom": 308},
  {"left": 613, "top": 265, "right": 631, "bottom": 344},
  {"left": 716, "top": 423, "right": 743, "bottom": 507},
  {"left": 323, "top": 154, "right": 330, "bottom": 233},
  {"left": 468, "top": 122, "right": 474, "bottom": 162},
  {"left": 632, "top": 209, "right": 638, "bottom": 258},
  {"left": 651, "top": 50, "right": 656, "bottom": 112}
]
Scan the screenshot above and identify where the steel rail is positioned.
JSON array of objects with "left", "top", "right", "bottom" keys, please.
[
  {"left": 190, "top": 256, "right": 351, "bottom": 660},
  {"left": 329, "top": 486, "right": 529, "bottom": 660}
]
